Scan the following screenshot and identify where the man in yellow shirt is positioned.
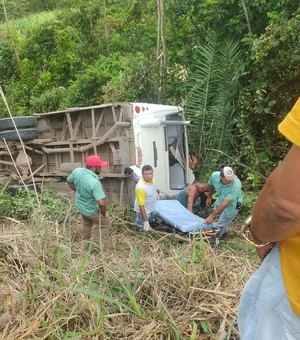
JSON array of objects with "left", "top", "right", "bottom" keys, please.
[
  {"left": 134, "top": 165, "right": 158, "bottom": 231},
  {"left": 238, "top": 97, "right": 300, "bottom": 339}
]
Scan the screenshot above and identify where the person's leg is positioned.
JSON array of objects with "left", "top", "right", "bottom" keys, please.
[
  {"left": 199, "top": 205, "right": 237, "bottom": 235},
  {"left": 216, "top": 209, "right": 238, "bottom": 237},
  {"left": 135, "top": 213, "right": 143, "bottom": 225},
  {"left": 149, "top": 210, "right": 158, "bottom": 224},
  {"left": 135, "top": 212, "right": 155, "bottom": 231},
  {"left": 238, "top": 245, "right": 300, "bottom": 340},
  {"left": 88, "top": 213, "right": 112, "bottom": 240},
  {"left": 100, "top": 215, "right": 112, "bottom": 237},
  {"left": 81, "top": 214, "right": 93, "bottom": 240}
]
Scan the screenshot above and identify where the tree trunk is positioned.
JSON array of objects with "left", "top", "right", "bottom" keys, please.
[
  {"left": 241, "top": 0, "right": 252, "bottom": 35},
  {"left": 157, "top": 0, "right": 167, "bottom": 103},
  {"left": 103, "top": 0, "right": 109, "bottom": 54},
  {"left": 2, "top": 0, "right": 21, "bottom": 75}
]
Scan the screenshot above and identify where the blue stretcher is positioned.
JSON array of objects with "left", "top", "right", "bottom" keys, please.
[{"left": 155, "top": 200, "right": 217, "bottom": 236}]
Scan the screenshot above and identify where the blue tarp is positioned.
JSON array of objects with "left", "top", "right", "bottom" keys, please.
[{"left": 156, "top": 199, "right": 211, "bottom": 233}]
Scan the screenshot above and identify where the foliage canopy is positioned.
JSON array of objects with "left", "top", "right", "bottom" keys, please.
[{"left": 0, "top": 0, "right": 299, "bottom": 184}]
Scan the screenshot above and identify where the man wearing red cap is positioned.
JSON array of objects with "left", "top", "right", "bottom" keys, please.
[{"left": 67, "top": 155, "right": 111, "bottom": 245}]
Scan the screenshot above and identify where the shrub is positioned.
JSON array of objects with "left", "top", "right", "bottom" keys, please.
[{"left": 0, "top": 184, "right": 72, "bottom": 221}]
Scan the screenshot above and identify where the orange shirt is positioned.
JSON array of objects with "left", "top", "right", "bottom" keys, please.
[{"left": 278, "top": 97, "right": 300, "bottom": 316}]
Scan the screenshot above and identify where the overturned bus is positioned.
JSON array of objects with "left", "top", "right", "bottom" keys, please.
[{"left": 0, "top": 102, "right": 195, "bottom": 207}]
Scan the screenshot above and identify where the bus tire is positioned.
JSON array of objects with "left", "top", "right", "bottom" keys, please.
[
  {"left": 0, "top": 116, "right": 37, "bottom": 131},
  {"left": 0, "top": 128, "right": 38, "bottom": 141}
]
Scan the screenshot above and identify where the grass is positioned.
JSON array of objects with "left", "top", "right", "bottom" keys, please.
[
  {"left": 0, "top": 208, "right": 257, "bottom": 339},
  {"left": 0, "top": 10, "right": 62, "bottom": 37}
]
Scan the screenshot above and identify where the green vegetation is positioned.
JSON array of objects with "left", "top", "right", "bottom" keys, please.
[
  {"left": 0, "top": 205, "right": 255, "bottom": 338},
  {"left": 185, "top": 32, "right": 244, "bottom": 173},
  {"left": 0, "top": 2, "right": 299, "bottom": 336},
  {"left": 0, "top": 181, "right": 256, "bottom": 338},
  {"left": 1, "top": 0, "right": 299, "bottom": 184},
  {"left": 0, "top": 183, "right": 74, "bottom": 220}
]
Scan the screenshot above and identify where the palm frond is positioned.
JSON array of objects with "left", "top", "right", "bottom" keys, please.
[{"left": 185, "top": 32, "right": 242, "bottom": 171}]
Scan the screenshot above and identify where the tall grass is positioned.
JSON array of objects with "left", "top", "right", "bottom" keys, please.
[
  {"left": 0, "top": 10, "right": 63, "bottom": 37},
  {"left": 0, "top": 207, "right": 256, "bottom": 339}
]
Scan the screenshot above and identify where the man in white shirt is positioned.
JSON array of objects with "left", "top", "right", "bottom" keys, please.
[
  {"left": 124, "top": 165, "right": 142, "bottom": 183},
  {"left": 134, "top": 165, "right": 158, "bottom": 231}
]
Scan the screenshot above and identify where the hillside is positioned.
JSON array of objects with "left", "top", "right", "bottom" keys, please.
[{"left": 0, "top": 0, "right": 299, "bottom": 179}]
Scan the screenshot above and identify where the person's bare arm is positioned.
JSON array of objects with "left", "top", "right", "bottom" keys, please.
[
  {"left": 187, "top": 185, "right": 197, "bottom": 212},
  {"left": 97, "top": 198, "right": 107, "bottom": 216},
  {"left": 139, "top": 205, "right": 148, "bottom": 222},
  {"left": 251, "top": 145, "right": 300, "bottom": 243},
  {"left": 205, "top": 199, "right": 231, "bottom": 224},
  {"left": 67, "top": 181, "right": 76, "bottom": 192}
]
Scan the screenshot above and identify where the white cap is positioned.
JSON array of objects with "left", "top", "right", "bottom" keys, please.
[{"left": 222, "top": 166, "right": 237, "bottom": 180}]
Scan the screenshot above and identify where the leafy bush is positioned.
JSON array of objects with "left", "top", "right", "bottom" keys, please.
[
  {"left": 0, "top": 41, "right": 18, "bottom": 86},
  {"left": 240, "top": 191, "right": 258, "bottom": 217},
  {"left": 30, "top": 86, "right": 67, "bottom": 112},
  {"left": 0, "top": 184, "right": 71, "bottom": 221},
  {"left": 235, "top": 9, "right": 300, "bottom": 179},
  {"left": 0, "top": 81, "right": 32, "bottom": 117},
  {"left": 62, "top": 52, "right": 152, "bottom": 106},
  {"left": 0, "top": 186, "right": 14, "bottom": 216}
]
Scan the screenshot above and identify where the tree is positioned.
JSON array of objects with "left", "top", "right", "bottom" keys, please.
[
  {"left": 185, "top": 32, "right": 243, "bottom": 176},
  {"left": 236, "top": 8, "right": 300, "bottom": 177},
  {"left": 157, "top": 0, "right": 167, "bottom": 103}
]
